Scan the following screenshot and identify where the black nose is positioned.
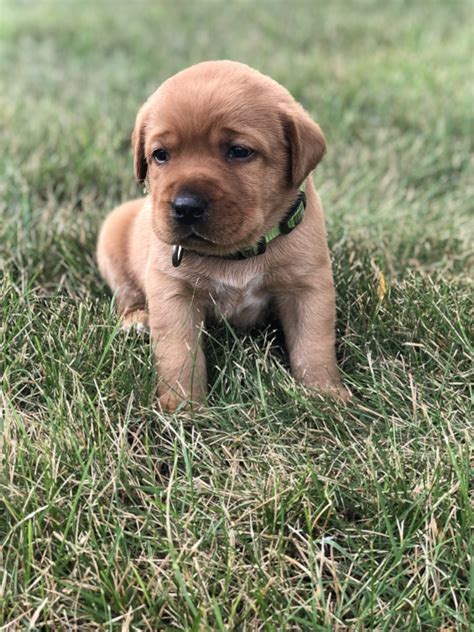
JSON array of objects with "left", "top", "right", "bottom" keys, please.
[{"left": 171, "top": 193, "right": 207, "bottom": 225}]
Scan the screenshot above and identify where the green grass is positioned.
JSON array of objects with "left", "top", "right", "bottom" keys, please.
[{"left": 1, "top": 0, "right": 473, "bottom": 628}]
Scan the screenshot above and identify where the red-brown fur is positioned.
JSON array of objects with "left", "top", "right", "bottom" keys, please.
[{"left": 97, "top": 61, "right": 349, "bottom": 410}]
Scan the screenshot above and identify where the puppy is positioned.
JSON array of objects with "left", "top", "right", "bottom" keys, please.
[{"left": 97, "top": 61, "right": 349, "bottom": 410}]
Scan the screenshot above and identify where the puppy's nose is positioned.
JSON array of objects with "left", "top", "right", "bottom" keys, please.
[{"left": 171, "top": 193, "right": 207, "bottom": 225}]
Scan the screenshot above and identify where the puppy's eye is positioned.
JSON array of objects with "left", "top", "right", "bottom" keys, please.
[
  {"left": 227, "top": 145, "right": 254, "bottom": 160},
  {"left": 152, "top": 148, "right": 169, "bottom": 164}
]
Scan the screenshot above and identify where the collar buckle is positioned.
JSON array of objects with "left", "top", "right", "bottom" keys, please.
[{"left": 172, "top": 245, "right": 184, "bottom": 267}]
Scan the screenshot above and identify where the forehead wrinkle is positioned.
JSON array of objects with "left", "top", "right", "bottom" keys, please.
[
  {"left": 153, "top": 101, "right": 279, "bottom": 155},
  {"left": 220, "top": 125, "right": 273, "bottom": 152},
  {"left": 147, "top": 130, "right": 177, "bottom": 146},
  {"left": 154, "top": 116, "right": 275, "bottom": 156}
]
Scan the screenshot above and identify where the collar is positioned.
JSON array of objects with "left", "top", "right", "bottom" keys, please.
[{"left": 171, "top": 189, "right": 306, "bottom": 267}]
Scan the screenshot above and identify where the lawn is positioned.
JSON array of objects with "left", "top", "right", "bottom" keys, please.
[{"left": 1, "top": 0, "right": 472, "bottom": 629}]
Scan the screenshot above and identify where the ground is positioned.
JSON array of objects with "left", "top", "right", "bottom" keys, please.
[{"left": 1, "top": 0, "right": 472, "bottom": 629}]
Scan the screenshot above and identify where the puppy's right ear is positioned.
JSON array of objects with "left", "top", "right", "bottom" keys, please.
[{"left": 131, "top": 103, "right": 149, "bottom": 183}]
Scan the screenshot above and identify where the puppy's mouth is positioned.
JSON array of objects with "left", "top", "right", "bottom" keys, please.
[
  {"left": 177, "top": 229, "right": 243, "bottom": 256},
  {"left": 186, "top": 230, "right": 217, "bottom": 244},
  {"left": 171, "top": 219, "right": 267, "bottom": 255}
]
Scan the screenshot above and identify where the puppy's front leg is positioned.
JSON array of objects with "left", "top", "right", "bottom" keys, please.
[
  {"left": 277, "top": 282, "right": 349, "bottom": 401},
  {"left": 147, "top": 276, "right": 207, "bottom": 411}
]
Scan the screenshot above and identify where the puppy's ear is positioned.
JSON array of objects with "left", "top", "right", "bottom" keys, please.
[
  {"left": 131, "top": 103, "right": 149, "bottom": 183},
  {"left": 282, "top": 105, "right": 326, "bottom": 187}
]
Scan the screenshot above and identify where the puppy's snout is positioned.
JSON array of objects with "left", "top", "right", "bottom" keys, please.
[{"left": 171, "top": 193, "right": 208, "bottom": 226}]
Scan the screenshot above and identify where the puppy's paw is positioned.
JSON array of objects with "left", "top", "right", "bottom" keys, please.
[
  {"left": 121, "top": 309, "right": 149, "bottom": 333},
  {"left": 157, "top": 391, "right": 205, "bottom": 413},
  {"left": 331, "top": 384, "right": 352, "bottom": 403},
  {"left": 299, "top": 372, "right": 352, "bottom": 403},
  {"left": 306, "top": 381, "right": 351, "bottom": 403}
]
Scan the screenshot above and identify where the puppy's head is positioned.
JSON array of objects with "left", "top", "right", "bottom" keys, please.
[{"left": 133, "top": 61, "right": 325, "bottom": 255}]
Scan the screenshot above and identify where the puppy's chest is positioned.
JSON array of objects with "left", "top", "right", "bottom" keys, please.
[{"left": 207, "top": 273, "right": 270, "bottom": 326}]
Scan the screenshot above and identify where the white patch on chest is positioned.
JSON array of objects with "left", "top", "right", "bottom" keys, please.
[{"left": 210, "top": 272, "right": 269, "bottom": 326}]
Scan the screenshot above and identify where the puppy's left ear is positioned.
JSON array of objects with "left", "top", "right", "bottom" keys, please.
[
  {"left": 282, "top": 105, "right": 326, "bottom": 187},
  {"left": 131, "top": 102, "right": 149, "bottom": 183}
]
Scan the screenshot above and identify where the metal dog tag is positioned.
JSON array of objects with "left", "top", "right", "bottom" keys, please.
[{"left": 172, "top": 245, "right": 184, "bottom": 267}]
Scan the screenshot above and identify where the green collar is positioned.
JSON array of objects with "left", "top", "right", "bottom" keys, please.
[{"left": 172, "top": 189, "right": 306, "bottom": 267}]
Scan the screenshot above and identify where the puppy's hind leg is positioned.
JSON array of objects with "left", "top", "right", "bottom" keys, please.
[
  {"left": 96, "top": 199, "right": 148, "bottom": 331},
  {"left": 121, "top": 306, "right": 149, "bottom": 332},
  {"left": 103, "top": 267, "right": 148, "bottom": 333}
]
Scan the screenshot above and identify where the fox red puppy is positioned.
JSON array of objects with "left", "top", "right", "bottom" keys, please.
[{"left": 97, "top": 60, "right": 349, "bottom": 410}]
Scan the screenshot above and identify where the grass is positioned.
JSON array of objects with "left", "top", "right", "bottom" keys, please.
[{"left": 1, "top": 0, "right": 472, "bottom": 628}]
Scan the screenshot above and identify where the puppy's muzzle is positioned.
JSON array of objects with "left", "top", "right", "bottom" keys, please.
[{"left": 171, "top": 192, "right": 208, "bottom": 226}]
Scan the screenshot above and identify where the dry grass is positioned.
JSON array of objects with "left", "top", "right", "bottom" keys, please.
[{"left": 1, "top": 0, "right": 472, "bottom": 629}]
